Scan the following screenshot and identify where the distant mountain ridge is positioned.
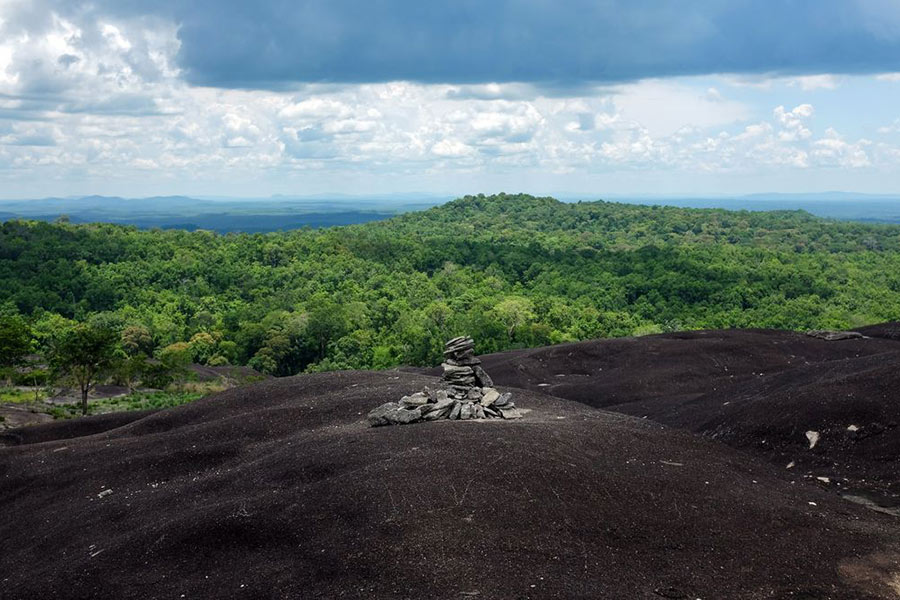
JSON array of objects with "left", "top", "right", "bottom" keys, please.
[
  {"left": 0, "top": 194, "right": 450, "bottom": 233},
  {"left": 1, "top": 191, "right": 899, "bottom": 231}
]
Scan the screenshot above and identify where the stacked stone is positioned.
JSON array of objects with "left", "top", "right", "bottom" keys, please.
[{"left": 367, "top": 336, "right": 522, "bottom": 427}]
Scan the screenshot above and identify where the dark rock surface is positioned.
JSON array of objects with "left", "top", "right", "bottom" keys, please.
[
  {"left": 2, "top": 370, "right": 899, "bottom": 598},
  {"left": 411, "top": 327, "right": 900, "bottom": 511}
]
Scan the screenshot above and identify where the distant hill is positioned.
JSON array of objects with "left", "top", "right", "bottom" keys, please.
[
  {"left": 2, "top": 191, "right": 899, "bottom": 231},
  {"left": 600, "top": 192, "right": 900, "bottom": 223},
  {"left": 0, "top": 195, "right": 449, "bottom": 232}
]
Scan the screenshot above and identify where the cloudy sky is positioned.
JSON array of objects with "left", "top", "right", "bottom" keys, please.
[{"left": 1, "top": 0, "right": 900, "bottom": 198}]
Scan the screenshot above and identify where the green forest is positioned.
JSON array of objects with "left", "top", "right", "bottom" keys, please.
[{"left": 2, "top": 193, "right": 899, "bottom": 386}]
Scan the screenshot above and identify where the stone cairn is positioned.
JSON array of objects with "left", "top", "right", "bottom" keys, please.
[{"left": 368, "top": 336, "right": 522, "bottom": 426}]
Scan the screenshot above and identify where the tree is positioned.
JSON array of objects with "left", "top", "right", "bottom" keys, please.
[
  {"left": 50, "top": 323, "right": 118, "bottom": 415},
  {"left": 491, "top": 297, "right": 536, "bottom": 342},
  {"left": 121, "top": 325, "right": 154, "bottom": 357},
  {"left": 157, "top": 342, "right": 192, "bottom": 388},
  {"left": 0, "top": 315, "right": 32, "bottom": 384}
]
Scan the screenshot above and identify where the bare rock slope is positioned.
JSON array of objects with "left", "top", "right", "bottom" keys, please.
[
  {"left": 2, "top": 370, "right": 899, "bottom": 599},
  {"left": 451, "top": 326, "right": 900, "bottom": 511}
]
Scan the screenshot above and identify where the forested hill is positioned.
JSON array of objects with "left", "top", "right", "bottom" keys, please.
[{"left": 2, "top": 193, "right": 899, "bottom": 376}]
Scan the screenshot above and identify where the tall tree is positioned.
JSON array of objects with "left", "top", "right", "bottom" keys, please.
[
  {"left": 0, "top": 315, "right": 32, "bottom": 385},
  {"left": 50, "top": 323, "right": 118, "bottom": 415}
]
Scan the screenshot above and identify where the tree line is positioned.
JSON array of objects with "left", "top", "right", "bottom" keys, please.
[{"left": 2, "top": 193, "right": 898, "bottom": 401}]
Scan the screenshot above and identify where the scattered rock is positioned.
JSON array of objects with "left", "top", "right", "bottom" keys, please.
[{"left": 805, "top": 430, "right": 820, "bottom": 449}]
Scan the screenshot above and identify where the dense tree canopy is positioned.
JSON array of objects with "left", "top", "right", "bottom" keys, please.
[{"left": 2, "top": 194, "right": 899, "bottom": 375}]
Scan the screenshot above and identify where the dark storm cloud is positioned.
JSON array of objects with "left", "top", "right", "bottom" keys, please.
[
  {"left": 171, "top": 0, "right": 900, "bottom": 88},
  {"left": 6, "top": 0, "right": 900, "bottom": 89}
]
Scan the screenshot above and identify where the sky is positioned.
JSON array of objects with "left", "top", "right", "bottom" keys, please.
[{"left": 1, "top": 0, "right": 900, "bottom": 199}]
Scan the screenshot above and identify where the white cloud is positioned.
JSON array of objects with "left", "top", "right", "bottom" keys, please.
[
  {"left": 774, "top": 104, "right": 814, "bottom": 141},
  {"left": 878, "top": 118, "right": 900, "bottom": 134},
  {"left": 611, "top": 79, "right": 749, "bottom": 137},
  {"left": 0, "top": 11, "right": 897, "bottom": 195},
  {"left": 810, "top": 128, "right": 871, "bottom": 168},
  {"left": 876, "top": 72, "right": 900, "bottom": 82},
  {"left": 431, "top": 139, "right": 474, "bottom": 158},
  {"left": 787, "top": 74, "right": 840, "bottom": 90}
]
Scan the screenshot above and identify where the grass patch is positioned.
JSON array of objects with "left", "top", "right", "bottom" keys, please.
[
  {"left": 45, "top": 391, "right": 205, "bottom": 419},
  {"left": 0, "top": 387, "right": 47, "bottom": 404}
]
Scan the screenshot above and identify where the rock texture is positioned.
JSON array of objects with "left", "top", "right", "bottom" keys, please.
[
  {"left": 3, "top": 370, "right": 900, "bottom": 599},
  {"left": 806, "top": 329, "right": 865, "bottom": 341},
  {"left": 368, "top": 336, "right": 520, "bottom": 426}
]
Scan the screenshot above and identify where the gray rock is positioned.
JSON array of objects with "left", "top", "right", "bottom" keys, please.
[
  {"left": 493, "top": 392, "right": 512, "bottom": 407},
  {"left": 499, "top": 407, "right": 522, "bottom": 419},
  {"left": 467, "top": 387, "right": 483, "bottom": 401},
  {"left": 442, "top": 364, "right": 474, "bottom": 376},
  {"left": 445, "top": 356, "right": 481, "bottom": 366},
  {"left": 459, "top": 402, "right": 474, "bottom": 420},
  {"left": 389, "top": 407, "right": 422, "bottom": 425},
  {"left": 400, "top": 393, "right": 429, "bottom": 407},
  {"left": 473, "top": 404, "right": 486, "bottom": 419},
  {"left": 369, "top": 403, "right": 422, "bottom": 426},
  {"left": 449, "top": 401, "right": 462, "bottom": 420},
  {"left": 484, "top": 406, "right": 501, "bottom": 418},
  {"left": 473, "top": 365, "right": 494, "bottom": 387},
  {"left": 481, "top": 388, "right": 500, "bottom": 406},
  {"left": 445, "top": 335, "right": 474, "bottom": 347},
  {"left": 421, "top": 397, "right": 454, "bottom": 415},
  {"left": 367, "top": 402, "right": 401, "bottom": 426},
  {"left": 444, "top": 343, "right": 475, "bottom": 357},
  {"left": 435, "top": 389, "right": 449, "bottom": 401},
  {"left": 424, "top": 406, "right": 450, "bottom": 421}
]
